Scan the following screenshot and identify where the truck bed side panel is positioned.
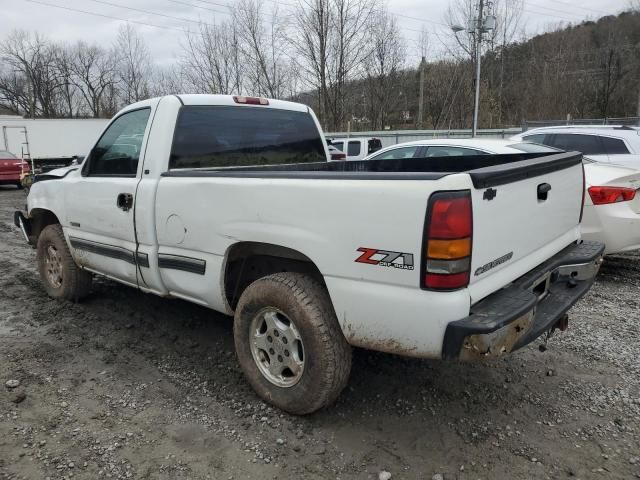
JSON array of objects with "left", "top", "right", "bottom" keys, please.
[{"left": 154, "top": 174, "right": 474, "bottom": 357}]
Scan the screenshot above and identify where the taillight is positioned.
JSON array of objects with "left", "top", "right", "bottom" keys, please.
[
  {"left": 233, "top": 95, "right": 269, "bottom": 105},
  {"left": 588, "top": 186, "right": 637, "bottom": 205},
  {"left": 332, "top": 153, "right": 346, "bottom": 160},
  {"left": 422, "top": 191, "right": 472, "bottom": 290}
]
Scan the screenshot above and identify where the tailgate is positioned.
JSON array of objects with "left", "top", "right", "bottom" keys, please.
[{"left": 467, "top": 152, "right": 584, "bottom": 303}]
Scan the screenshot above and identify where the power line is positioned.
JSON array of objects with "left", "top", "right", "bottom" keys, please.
[
  {"left": 522, "top": 7, "right": 580, "bottom": 22},
  {"left": 23, "top": 0, "right": 190, "bottom": 35},
  {"left": 526, "top": 1, "right": 595, "bottom": 19},
  {"left": 164, "top": 0, "right": 229, "bottom": 14},
  {"left": 551, "top": 0, "right": 612, "bottom": 16},
  {"left": 86, "top": 0, "right": 228, "bottom": 26}
]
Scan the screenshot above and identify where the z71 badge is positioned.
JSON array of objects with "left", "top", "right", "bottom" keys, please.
[{"left": 355, "top": 248, "right": 414, "bottom": 271}]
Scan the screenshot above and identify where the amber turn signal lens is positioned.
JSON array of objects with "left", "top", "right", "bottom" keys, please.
[{"left": 427, "top": 237, "right": 471, "bottom": 260}]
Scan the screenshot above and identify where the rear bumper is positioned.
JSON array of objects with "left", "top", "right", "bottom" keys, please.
[
  {"left": 0, "top": 172, "right": 23, "bottom": 183},
  {"left": 581, "top": 204, "right": 640, "bottom": 255},
  {"left": 442, "top": 241, "right": 604, "bottom": 360}
]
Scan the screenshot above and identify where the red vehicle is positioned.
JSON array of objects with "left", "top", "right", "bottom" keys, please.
[{"left": 0, "top": 151, "right": 30, "bottom": 188}]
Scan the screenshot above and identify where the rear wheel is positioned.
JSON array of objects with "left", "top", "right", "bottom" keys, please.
[
  {"left": 36, "top": 224, "right": 92, "bottom": 300},
  {"left": 234, "top": 272, "right": 351, "bottom": 415}
]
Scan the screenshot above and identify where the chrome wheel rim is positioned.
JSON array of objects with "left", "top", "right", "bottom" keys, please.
[
  {"left": 44, "top": 244, "right": 63, "bottom": 288},
  {"left": 249, "top": 307, "right": 305, "bottom": 388}
]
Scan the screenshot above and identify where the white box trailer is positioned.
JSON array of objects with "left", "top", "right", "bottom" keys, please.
[{"left": 0, "top": 116, "right": 109, "bottom": 171}]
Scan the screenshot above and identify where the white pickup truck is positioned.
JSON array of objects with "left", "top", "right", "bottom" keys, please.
[{"left": 15, "top": 94, "right": 604, "bottom": 414}]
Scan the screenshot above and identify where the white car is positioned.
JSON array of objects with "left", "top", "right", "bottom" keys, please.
[
  {"left": 510, "top": 125, "right": 640, "bottom": 169},
  {"left": 15, "top": 96, "right": 602, "bottom": 414},
  {"left": 329, "top": 137, "right": 382, "bottom": 160},
  {"left": 366, "top": 139, "right": 640, "bottom": 255}
]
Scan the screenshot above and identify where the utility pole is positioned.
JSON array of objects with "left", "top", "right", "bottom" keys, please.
[
  {"left": 451, "top": 0, "right": 495, "bottom": 137},
  {"left": 418, "top": 56, "right": 426, "bottom": 129},
  {"left": 471, "top": 0, "right": 484, "bottom": 138}
]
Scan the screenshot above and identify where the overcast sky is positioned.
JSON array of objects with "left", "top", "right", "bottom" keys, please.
[{"left": 0, "top": 0, "right": 632, "bottom": 67}]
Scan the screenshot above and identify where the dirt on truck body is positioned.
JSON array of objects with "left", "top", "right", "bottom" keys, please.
[{"left": 0, "top": 186, "right": 639, "bottom": 479}]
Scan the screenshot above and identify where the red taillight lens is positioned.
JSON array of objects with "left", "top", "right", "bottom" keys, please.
[
  {"left": 233, "top": 95, "right": 269, "bottom": 105},
  {"left": 332, "top": 153, "right": 346, "bottom": 160},
  {"left": 588, "top": 186, "right": 636, "bottom": 205},
  {"left": 428, "top": 196, "right": 472, "bottom": 239},
  {"left": 422, "top": 191, "right": 473, "bottom": 290},
  {"left": 425, "top": 272, "right": 470, "bottom": 289}
]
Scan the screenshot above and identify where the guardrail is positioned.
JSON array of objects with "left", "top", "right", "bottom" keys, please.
[{"left": 325, "top": 128, "right": 523, "bottom": 148}]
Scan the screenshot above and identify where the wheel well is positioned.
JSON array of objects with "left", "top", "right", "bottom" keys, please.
[
  {"left": 224, "top": 242, "right": 325, "bottom": 311},
  {"left": 30, "top": 209, "right": 60, "bottom": 243}
]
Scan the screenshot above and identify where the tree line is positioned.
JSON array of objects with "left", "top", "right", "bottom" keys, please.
[{"left": 1, "top": 0, "right": 639, "bottom": 131}]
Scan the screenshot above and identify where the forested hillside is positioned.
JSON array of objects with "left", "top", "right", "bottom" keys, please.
[
  {"left": 322, "top": 9, "right": 640, "bottom": 131},
  {"left": 1, "top": 2, "right": 638, "bottom": 131}
]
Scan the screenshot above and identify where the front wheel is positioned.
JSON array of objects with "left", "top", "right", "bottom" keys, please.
[
  {"left": 36, "top": 224, "right": 92, "bottom": 300},
  {"left": 234, "top": 272, "right": 352, "bottom": 415}
]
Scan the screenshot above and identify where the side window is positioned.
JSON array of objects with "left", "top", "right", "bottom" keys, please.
[
  {"left": 347, "top": 141, "right": 361, "bottom": 157},
  {"left": 367, "top": 139, "right": 382, "bottom": 154},
  {"left": 332, "top": 141, "right": 344, "bottom": 152},
  {"left": 426, "top": 146, "right": 486, "bottom": 157},
  {"left": 523, "top": 134, "right": 547, "bottom": 145},
  {"left": 548, "top": 134, "right": 604, "bottom": 155},
  {"left": 87, "top": 108, "right": 151, "bottom": 176},
  {"left": 370, "top": 146, "right": 419, "bottom": 160},
  {"left": 600, "top": 136, "right": 630, "bottom": 154}
]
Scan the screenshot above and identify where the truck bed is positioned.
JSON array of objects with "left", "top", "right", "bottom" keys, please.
[{"left": 162, "top": 151, "right": 581, "bottom": 188}]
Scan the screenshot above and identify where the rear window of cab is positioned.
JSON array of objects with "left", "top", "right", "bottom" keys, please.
[{"left": 169, "top": 106, "right": 327, "bottom": 169}]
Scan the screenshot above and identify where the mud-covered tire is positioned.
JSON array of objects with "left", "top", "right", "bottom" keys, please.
[
  {"left": 234, "top": 272, "right": 352, "bottom": 415},
  {"left": 36, "top": 224, "right": 92, "bottom": 300}
]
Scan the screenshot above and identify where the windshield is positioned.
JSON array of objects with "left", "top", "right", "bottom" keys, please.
[
  {"left": 506, "top": 142, "right": 560, "bottom": 153},
  {"left": 170, "top": 106, "right": 326, "bottom": 169}
]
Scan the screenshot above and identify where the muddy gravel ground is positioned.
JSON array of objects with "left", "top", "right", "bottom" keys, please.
[{"left": 0, "top": 186, "right": 639, "bottom": 480}]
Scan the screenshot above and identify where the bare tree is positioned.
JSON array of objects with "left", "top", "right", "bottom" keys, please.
[
  {"left": 328, "top": 0, "right": 378, "bottom": 130},
  {"left": 69, "top": 42, "right": 118, "bottom": 117},
  {"left": 0, "top": 30, "right": 64, "bottom": 117},
  {"left": 54, "top": 45, "right": 81, "bottom": 117},
  {"left": 364, "top": 7, "right": 405, "bottom": 129},
  {"left": 290, "top": 0, "right": 332, "bottom": 126},
  {"left": 181, "top": 21, "right": 242, "bottom": 94},
  {"left": 115, "top": 24, "right": 151, "bottom": 104},
  {"left": 149, "top": 65, "right": 184, "bottom": 97},
  {"left": 0, "top": 71, "right": 31, "bottom": 115},
  {"left": 233, "top": 0, "right": 289, "bottom": 97},
  {"left": 291, "top": 0, "right": 377, "bottom": 130}
]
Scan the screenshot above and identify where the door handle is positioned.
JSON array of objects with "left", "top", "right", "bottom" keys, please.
[
  {"left": 537, "top": 183, "right": 551, "bottom": 201},
  {"left": 117, "top": 193, "right": 134, "bottom": 211}
]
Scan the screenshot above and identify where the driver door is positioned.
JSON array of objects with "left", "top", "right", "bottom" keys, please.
[{"left": 64, "top": 105, "right": 155, "bottom": 287}]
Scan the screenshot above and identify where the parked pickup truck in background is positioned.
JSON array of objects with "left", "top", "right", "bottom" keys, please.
[
  {"left": 329, "top": 136, "right": 382, "bottom": 160},
  {"left": 15, "top": 94, "right": 604, "bottom": 415}
]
